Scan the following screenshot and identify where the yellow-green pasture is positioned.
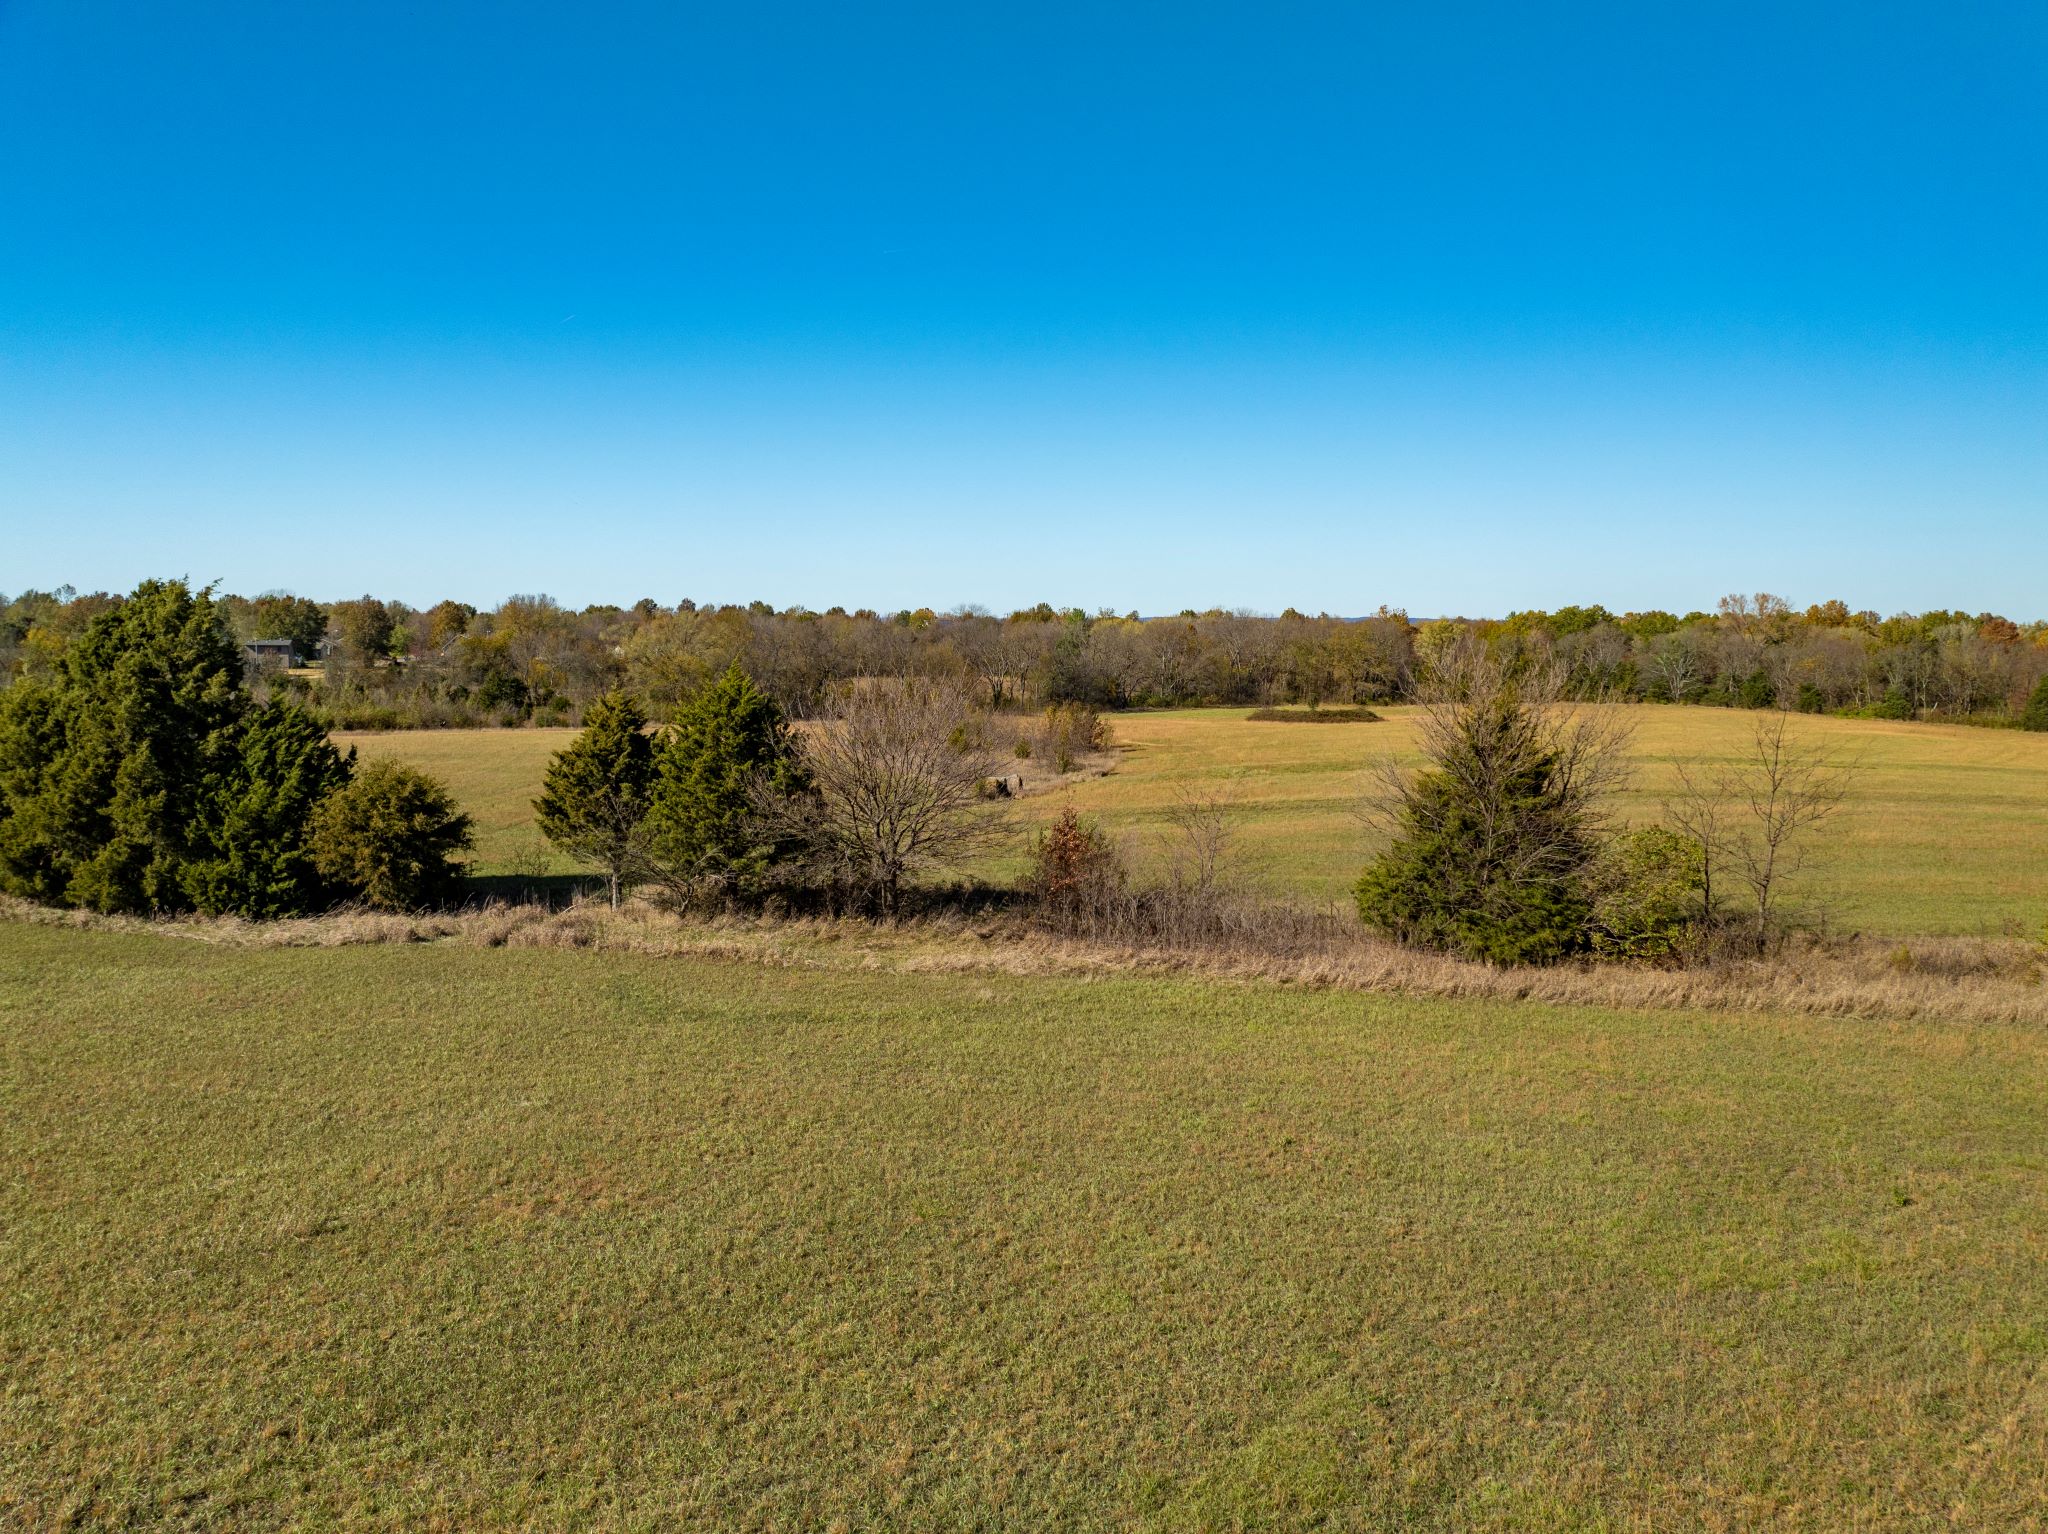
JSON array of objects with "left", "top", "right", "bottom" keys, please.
[
  {"left": 339, "top": 726, "right": 578, "bottom": 875},
  {"left": 342, "top": 707, "right": 2048, "bottom": 936},
  {"left": 1035, "top": 707, "right": 2048, "bottom": 937}
]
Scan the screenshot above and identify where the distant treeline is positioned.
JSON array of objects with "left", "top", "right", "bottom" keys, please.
[{"left": 4, "top": 587, "right": 2046, "bottom": 728}]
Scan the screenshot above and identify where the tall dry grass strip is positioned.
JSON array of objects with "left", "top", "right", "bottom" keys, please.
[{"left": 8, "top": 893, "right": 2045, "bottom": 1029}]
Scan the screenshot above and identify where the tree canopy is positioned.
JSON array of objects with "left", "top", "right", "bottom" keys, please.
[
  {"left": 534, "top": 689, "right": 655, "bottom": 907},
  {"left": 0, "top": 578, "right": 465, "bottom": 917},
  {"left": 644, "top": 664, "right": 809, "bottom": 893}
]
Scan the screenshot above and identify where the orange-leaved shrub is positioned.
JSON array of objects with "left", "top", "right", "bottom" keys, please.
[{"left": 1028, "top": 809, "right": 1125, "bottom": 928}]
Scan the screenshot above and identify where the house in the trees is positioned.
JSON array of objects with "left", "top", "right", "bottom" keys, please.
[{"left": 243, "top": 637, "right": 297, "bottom": 669}]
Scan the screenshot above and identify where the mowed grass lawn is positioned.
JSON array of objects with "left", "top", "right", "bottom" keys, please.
[
  {"left": 5, "top": 924, "right": 2048, "bottom": 1528},
  {"left": 344, "top": 706, "right": 2048, "bottom": 936}
]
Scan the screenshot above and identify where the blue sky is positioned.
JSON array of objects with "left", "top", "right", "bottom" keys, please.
[{"left": 3, "top": 1, "right": 2043, "bottom": 616}]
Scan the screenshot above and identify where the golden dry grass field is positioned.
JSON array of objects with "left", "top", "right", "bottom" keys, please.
[{"left": 341, "top": 706, "right": 2048, "bottom": 937}]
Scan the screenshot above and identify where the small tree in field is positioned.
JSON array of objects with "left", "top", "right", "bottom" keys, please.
[
  {"left": 309, "top": 760, "right": 473, "bottom": 910},
  {"left": 644, "top": 664, "right": 808, "bottom": 898},
  {"left": 1668, "top": 711, "right": 1849, "bottom": 954},
  {"left": 1355, "top": 646, "right": 1631, "bottom": 965},
  {"left": 773, "top": 680, "right": 1001, "bottom": 916},
  {"left": 1588, "top": 826, "right": 1703, "bottom": 961},
  {"left": 1029, "top": 808, "right": 1126, "bottom": 931},
  {"left": 534, "top": 690, "right": 654, "bottom": 908}
]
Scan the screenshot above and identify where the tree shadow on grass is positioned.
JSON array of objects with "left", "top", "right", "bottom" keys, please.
[{"left": 462, "top": 873, "right": 596, "bottom": 910}]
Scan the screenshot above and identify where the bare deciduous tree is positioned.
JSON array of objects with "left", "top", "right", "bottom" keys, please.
[
  {"left": 945, "top": 612, "right": 1018, "bottom": 711},
  {"left": 1666, "top": 711, "right": 1852, "bottom": 954},
  {"left": 1727, "top": 712, "right": 1851, "bottom": 950},
  {"left": 771, "top": 680, "right": 1004, "bottom": 915},
  {"left": 1163, "top": 786, "right": 1234, "bottom": 899},
  {"left": 1665, "top": 760, "right": 1730, "bottom": 950},
  {"left": 1645, "top": 629, "right": 1706, "bottom": 702}
]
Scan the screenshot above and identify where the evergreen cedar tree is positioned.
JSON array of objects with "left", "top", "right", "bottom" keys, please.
[
  {"left": 532, "top": 669, "right": 809, "bottom": 903},
  {"left": 1353, "top": 679, "right": 1702, "bottom": 964},
  {"left": 1354, "top": 694, "right": 1599, "bottom": 966},
  {"left": 533, "top": 689, "right": 654, "bottom": 908},
  {"left": 188, "top": 699, "right": 353, "bottom": 917},
  {"left": 0, "top": 578, "right": 469, "bottom": 916},
  {"left": 309, "top": 760, "right": 474, "bottom": 911},
  {"left": 643, "top": 664, "right": 809, "bottom": 889},
  {"left": 2023, "top": 674, "right": 2048, "bottom": 732}
]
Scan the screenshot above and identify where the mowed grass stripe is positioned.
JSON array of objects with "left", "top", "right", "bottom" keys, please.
[{"left": 4, "top": 925, "right": 2047, "bottom": 1527}]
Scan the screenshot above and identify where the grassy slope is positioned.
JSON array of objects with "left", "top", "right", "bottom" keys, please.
[
  {"left": 5, "top": 924, "right": 2047, "bottom": 1529},
  {"left": 344, "top": 707, "right": 2048, "bottom": 936}
]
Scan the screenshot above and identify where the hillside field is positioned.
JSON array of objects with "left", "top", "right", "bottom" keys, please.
[
  {"left": 6, "top": 921, "right": 2048, "bottom": 1528},
  {"left": 342, "top": 706, "right": 2048, "bottom": 936}
]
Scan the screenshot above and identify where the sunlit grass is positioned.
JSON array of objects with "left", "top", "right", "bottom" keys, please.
[
  {"left": 343, "top": 705, "right": 2048, "bottom": 935},
  {"left": 5, "top": 923, "right": 2048, "bottom": 1527},
  {"left": 1026, "top": 706, "right": 2048, "bottom": 936},
  {"left": 338, "top": 726, "right": 578, "bottom": 875}
]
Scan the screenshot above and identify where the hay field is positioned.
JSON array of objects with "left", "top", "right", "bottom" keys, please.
[{"left": 341, "top": 707, "right": 2048, "bottom": 935}]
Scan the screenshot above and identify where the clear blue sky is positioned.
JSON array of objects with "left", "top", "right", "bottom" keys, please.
[{"left": 3, "top": 1, "right": 2043, "bottom": 616}]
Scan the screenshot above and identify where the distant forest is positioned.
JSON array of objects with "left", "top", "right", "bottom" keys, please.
[{"left": 5, "top": 586, "right": 2046, "bottom": 730}]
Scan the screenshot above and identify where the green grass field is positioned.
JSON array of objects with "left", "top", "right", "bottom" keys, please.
[
  {"left": 344, "top": 707, "right": 2048, "bottom": 936},
  {"left": 338, "top": 727, "right": 577, "bottom": 878},
  {"left": 5, "top": 922, "right": 2047, "bottom": 1528}
]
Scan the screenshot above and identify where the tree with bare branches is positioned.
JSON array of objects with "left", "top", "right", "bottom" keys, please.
[
  {"left": 771, "top": 680, "right": 1003, "bottom": 916},
  {"left": 1666, "top": 711, "right": 1851, "bottom": 954},
  {"left": 1164, "top": 786, "right": 1234, "bottom": 900},
  {"left": 1665, "top": 759, "right": 1731, "bottom": 950}
]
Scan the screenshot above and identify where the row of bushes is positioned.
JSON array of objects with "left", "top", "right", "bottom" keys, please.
[
  {"left": 532, "top": 670, "right": 810, "bottom": 909},
  {"left": 308, "top": 700, "right": 550, "bottom": 732},
  {"left": 1022, "top": 645, "right": 1865, "bottom": 969},
  {"left": 0, "top": 581, "right": 1093, "bottom": 926},
  {"left": 1350, "top": 651, "right": 1850, "bottom": 964},
  {"left": 1028, "top": 787, "right": 1706, "bottom": 967}
]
